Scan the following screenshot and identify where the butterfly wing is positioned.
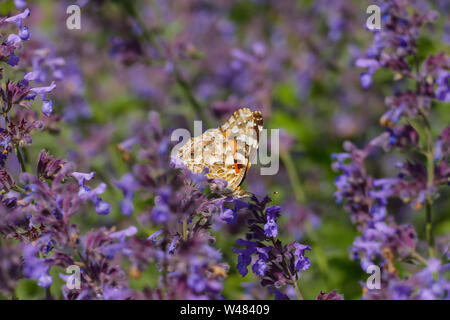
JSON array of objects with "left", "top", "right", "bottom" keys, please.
[
  {"left": 177, "top": 127, "right": 223, "bottom": 174},
  {"left": 218, "top": 108, "right": 263, "bottom": 190},
  {"left": 177, "top": 108, "right": 263, "bottom": 195}
]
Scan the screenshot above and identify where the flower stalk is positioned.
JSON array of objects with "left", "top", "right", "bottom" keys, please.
[{"left": 15, "top": 145, "right": 26, "bottom": 172}]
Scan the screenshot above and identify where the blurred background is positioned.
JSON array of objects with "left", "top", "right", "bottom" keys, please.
[{"left": 1, "top": 0, "right": 449, "bottom": 299}]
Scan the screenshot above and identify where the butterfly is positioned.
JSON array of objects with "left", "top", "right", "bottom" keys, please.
[{"left": 177, "top": 108, "right": 263, "bottom": 197}]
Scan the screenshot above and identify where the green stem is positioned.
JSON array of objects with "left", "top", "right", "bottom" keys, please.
[
  {"left": 287, "top": 266, "right": 303, "bottom": 300},
  {"left": 281, "top": 151, "right": 330, "bottom": 282},
  {"left": 173, "top": 66, "right": 211, "bottom": 128},
  {"left": 416, "top": 46, "right": 435, "bottom": 257},
  {"left": 425, "top": 201, "right": 434, "bottom": 257},
  {"left": 271, "top": 238, "right": 304, "bottom": 300},
  {"left": 11, "top": 185, "right": 26, "bottom": 193},
  {"left": 409, "top": 250, "right": 429, "bottom": 266},
  {"left": 182, "top": 218, "right": 188, "bottom": 241},
  {"left": 161, "top": 234, "right": 169, "bottom": 299},
  {"left": 423, "top": 120, "right": 435, "bottom": 257},
  {"left": 15, "top": 145, "right": 26, "bottom": 172},
  {"left": 280, "top": 151, "right": 306, "bottom": 204}
]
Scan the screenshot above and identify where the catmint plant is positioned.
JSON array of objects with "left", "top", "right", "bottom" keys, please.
[{"left": 334, "top": 0, "right": 449, "bottom": 299}]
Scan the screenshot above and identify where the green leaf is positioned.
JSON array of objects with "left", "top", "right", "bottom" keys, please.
[{"left": 15, "top": 279, "right": 45, "bottom": 300}]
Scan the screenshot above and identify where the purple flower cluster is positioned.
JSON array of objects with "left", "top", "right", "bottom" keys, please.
[
  {"left": 1, "top": 9, "right": 30, "bottom": 66},
  {"left": 111, "top": 111, "right": 234, "bottom": 299},
  {"left": 335, "top": 0, "right": 450, "bottom": 299},
  {"left": 0, "top": 9, "right": 58, "bottom": 117},
  {"left": 363, "top": 258, "right": 450, "bottom": 300},
  {"left": 0, "top": 7, "right": 118, "bottom": 299},
  {"left": 1, "top": 0, "right": 447, "bottom": 301},
  {"left": 333, "top": 140, "right": 419, "bottom": 271},
  {"left": 233, "top": 196, "right": 312, "bottom": 299}
]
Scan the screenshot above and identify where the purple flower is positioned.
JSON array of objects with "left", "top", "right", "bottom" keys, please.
[
  {"left": 220, "top": 208, "right": 235, "bottom": 224},
  {"left": 5, "top": 8, "right": 30, "bottom": 26},
  {"left": 170, "top": 156, "right": 187, "bottom": 169},
  {"left": 235, "top": 252, "right": 252, "bottom": 277},
  {"left": 434, "top": 126, "right": 450, "bottom": 161},
  {"left": 113, "top": 174, "right": 138, "bottom": 216},
  {"left": 189, "top": 171, "right": 207, "bottom": 189},
  {"left": 6, "top": 53, "right": 19, "bottom": 67},
  {"left": 120, "top": 198, "right": 134, "bottom": 216},
  {"left": 147, "top": 230, "right": 163, "bottom": 243},
  {"left": 103, "top": 285, "right": 135, "bottom": 300},
  {"left": 264, "top": 219, "right": 278, "bottom": 238},
  {"left": 392, "top": 284, "right": 413, "bottom": 300},
  {"left": 355, "top": 58, "right": 380, "bottom": 70},
  {"left": 252, "top": 259, "right": 267, "bottom": 276},
  {"left": 268, "top": 286, "right": 289, "bottom": 300},
  {"left": 356, "top": 58, "right": 380, "bottom": 89},
  {"left": 264, "top": 206, "right": 281, "bottom": 238},
  {"left": 316, "top": 290, "right": 344, "bottom": 300},
  {"left": 72, "top": 171, "right": 110, "bottom": 215},
  {"left": 220, "top": 198, "right": 247, "bottom": 225},
  {"left": 360, "top": 72, "right": 372, "bottom": 89},
  {"left": 187, "top": 259, "right": 207, "bottom": 293},
  {"left": 187, "top": 272, "right": 206, "bottom": 293},
  {"left": 72, "top": 171, "right": 95, "bottom": 186},
  {"left": 233, "top": 239, "right": 257, "bottom": 277},
  {"left": 292, "top": 243, "right": 311, "bottom": 271},
  {"left": 168, "top": 236, "right": 178, "bottom": 254},
  {"left": 94, "top": 199, "right": 110, "bottom": 215},
  {"left": 14, "top": 0, "right": 27, "bottom": 9},
  {"left": 233, "top": 196, "right": 312, "bottom": 299},
  {"left": 110, "top": 226, "right": 137, "bottom": 241},
  {"left": 41, "top": 100, "right": 53, "bottom": 116},
  {"left": 266, "top": 206, "right": 281, "bottom": 220},
  {"left": 7, "top": 33, "right": 21, "bottom": 46},
  {"left": 152, "top": 202, "right": 170, "bottom": 224},
  {"left": 435, "top": 70, "right": 449, "bottom": 102},
  {"left": 30, "top": 81, "right": 56, "bottom": 97},
  {"left": 19, "top": 26, "right": 30, "bottom": 41},
  {"left": 22, "top": 244, "right": 52, "bottom": 289}
]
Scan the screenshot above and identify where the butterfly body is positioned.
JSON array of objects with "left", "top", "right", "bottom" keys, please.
[{"left": 177, "top": 108, "right": 263, "bottom": 196}]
